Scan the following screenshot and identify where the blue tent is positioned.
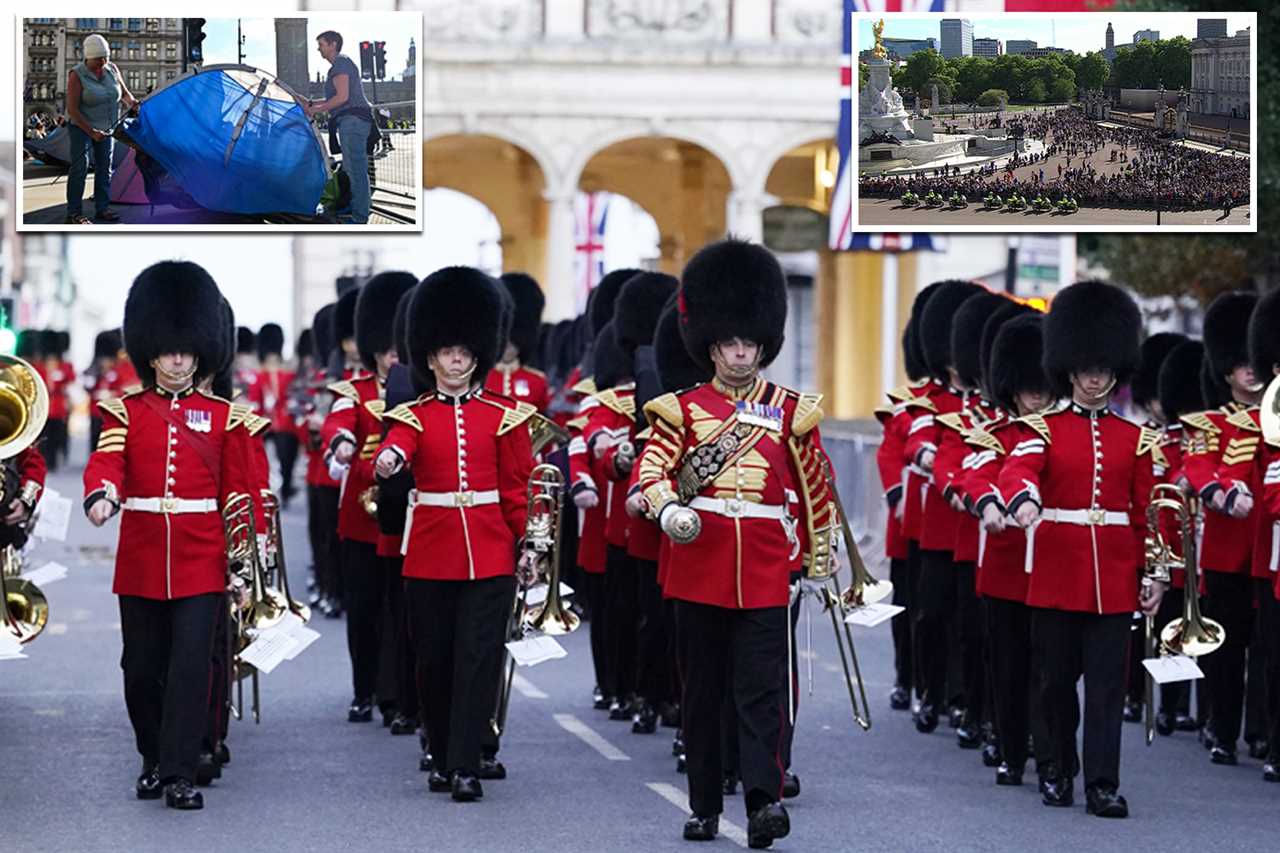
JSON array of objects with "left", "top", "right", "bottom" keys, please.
[{"left": 120, "top": 65, "right": 331, "bottom": 216}]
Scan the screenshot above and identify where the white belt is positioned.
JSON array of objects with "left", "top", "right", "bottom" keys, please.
[
  {"left": 124, "top": 497, "right": 218, "bottom": 514},
  {"left": 689, "top": 497, "right": 787, "bottom": 521},
  {"left": 412, "top": 489, "right": 499, "bottom": 509},
  {"left": 1041, "top": 508, "right": 1130, "bottom": 526}
]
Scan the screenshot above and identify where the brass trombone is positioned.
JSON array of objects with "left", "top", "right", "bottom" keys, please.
[{"left": 260, "top": 492, "right": 313, "bottom": 623}]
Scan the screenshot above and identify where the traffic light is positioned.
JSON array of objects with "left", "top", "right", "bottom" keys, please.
[
  {"left": 184, "top": 18, "right": 206, "bottom": 66},
  {"left": 374, "top": 41, "right": 387, "bottom": 80},
  {"left": 359, "top": 41, "right": 374, "bottom": 80}
]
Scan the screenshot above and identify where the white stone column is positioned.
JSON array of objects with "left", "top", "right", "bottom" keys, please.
[
  {"left": 543, "top": 190, "right": 578, "bottom": 321},
  {"left": 726, "top": 189, "right": 767, "bottom": 244},
  {"left": 545, "top": 0, "right": 587, "bottom": 39}
]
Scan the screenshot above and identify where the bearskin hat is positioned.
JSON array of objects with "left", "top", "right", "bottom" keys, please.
[
  {"left": 499, "top": 272, "right": 545, "bottom": 363},
  {"left": 35, "top": 329, "right": 58, "bottom": 359},
  {"left": 49, "top": 330, "right": 69, "bottom": 355},
  {"left": 236, "top": 326, "right": 256, "bottom": 356},
  {"left": 920, "top": 280, "right": 984, "bottom": 381},
  {"left": 15, "top": 330, "right": 39, "bottom": 360},
  {"left": 356, "top": 271, "right": 418, "bottom": 372},
  {"left": 593, "top": 321, "right": 631, "bottom": 391},
  {"left": 615, "top": 272, "right": 678, "bottom": 359},
  {"left": 1158, "top": 340, "right": 1207, "bottom": 423},
  {"left": 334, "top": 285, "right": 360, "bottom": 344},
  {"left": 123, "top": 260, "right": 225, "bottom": 388},
  {"left": 257, "top": 322, "right": 285, "bottom": 361},
  {"left": 1248, "top": 287, "right": 1280, "bottom": 383},
  {"left": 902, "top": 324, "right": 925, "bottom": 382},
  {"left": 1042, "top": 280, "right": 1142, "bottom": 397},
  {"left": 408, "top": 267, "right": 504, "bottom": 391},
  {"left": 655, "top": 297, "right": 712, "bottom": 394},
  {"left": 979, "top": 300, "right": 1036, "bottom": 396},
  {"left": 989, "top": 315, "right": 1050, "bottom": 413},
  {"left": 905, "top": 281, "right": 946, "bottom": 379},
  {"left": 1200, "top": 352, "right": 1232, "bottom": 409},
  {"left": 392, "top": 285, "right": 416, "bottom": 366},
  {"left": 1132, "top": 332, "right": 1188, "bottom": 409},
  {"left": 311, "top": 304, "right": 336, "bottom": 362},
  {"left": 211, "top": 298, "right": 237, "bottom": 400},
  {"left": 679, "top": 238, "right": 787, "bottom": 373},
  {"left": 1203, "top": 290, "right": 1257, "bottom": 382},
  {"left": 951, "top": 290, "right": 1008, "bottom": 390},
  {"left": 94, "top": 329, "right": 122, "bottom": 361},
  {"left": 296, "top": 329, "right": 313, "bottom": 364},
  {"left": 589, "top": 268, "right": 644, "bottom": 338},
  {"left": 496, "top": 282, "right": 516, "bottom": 356}
]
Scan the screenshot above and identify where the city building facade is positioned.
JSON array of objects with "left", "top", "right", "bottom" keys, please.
[{"left": 940, "top": 18, "right": 973, "bottom": 59}]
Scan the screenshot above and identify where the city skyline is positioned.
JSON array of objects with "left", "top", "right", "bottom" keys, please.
[
  {"left": 205, "top": 15, "right": 417, "bottom": 82},
  {"left": 858, "top": 13, "right": 1254, "bottom": 58}
]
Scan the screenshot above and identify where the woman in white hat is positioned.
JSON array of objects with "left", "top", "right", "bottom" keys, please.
[{"left": 64, "top": 34, "right": 138, "bottom": 224}]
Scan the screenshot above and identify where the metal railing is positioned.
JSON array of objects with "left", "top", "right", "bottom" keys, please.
[{"left": 823, "top": 422, "right": 890, "bottom": 574}]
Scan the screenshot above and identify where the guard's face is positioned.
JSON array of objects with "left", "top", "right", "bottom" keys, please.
[
  {"left": 1229, "top": 363, "right": 1262, "bottom": 394},
  {"left": 152, "top": 352, "right": 197, "bottom": 384},
  {"left": 1015, "top": 388, "right": 1051, "bottom": 415},
  {"left": 710, "top": 338, "right": 761, "bottom": 380},
  {"left": 374, "top": 348, "right": 399, "bottom": 376},
  {"left": 341, "top": 337, "right": 358, "bottom": 360},
  {"left": 1071, "top": 368, "right": 1114, "bottom": 400},
  {"left": 429, "top": 346, "right": 476, "bottom": 383}
]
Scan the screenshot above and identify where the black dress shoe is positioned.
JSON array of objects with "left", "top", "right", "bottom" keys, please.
[
  {"left": 1174, "top": 714, "right": 1198, "bottom": 732},
  {"left": 380, "top": 705, "right": 397, "bottom": 728},
  {"left": 215, "top": 743, "right": 230, "bottom": 766},
  {"left": 389, "top": 714, "right": 416, "bottom": 736},
  {"left": 1199, "top": 727, "right": 1217, "bottom": 751},
  {"left": 1085, "top": 786, "right": 1128, "bottom": 818},
  {"left": 781, "top": 771, "right": 801, "bottom": 799},
  {"left": 947, "top": 705, "right": 964, "bottom": 729},
  {"left": 746, "top": 801, "right": 790, "bottom": 850},
  {"left": 981, "top": 742, "right": 1002, "bottom": 767},
  {"left": 914, "top": 704, "right": 939, "bottom": 734},
  {"left": 419, "top": 751, "right": 434, "bottom": 773},
  {"left": 136, "top": 765, "right": 162, "bottom": 800},
  {"left": 427, "top": 770, "right": 452, "bottom": 792},
  {"left": 348, "top": 699, "right": 373, "bottom": 723},
  {"left": 1041, "top": 777, "right": 1073, "bottom": 807},
  {"left": 1210, "top": 745, "right": 1238, "bottom": 765},
  {"left": 676, "top": 753, "right": 686, "bottom": 774},
  {"left": 1122, "top": 698, "right": 1142, "bottom": 723},
  {"left": 194, "top": 752, "right": 220, "bottom": 786},
  {"left": 1155, "top": 712, "right": 1175, "bottom": 737},
  {"left": 164, "top": 779, "right": 204, "bottom": 810},
  {"left": 593, "top": 686, "right": 609, "bottom": 710},
  {"left": 889, "top": 686, "right": 911, "bottom": 711},
  {"left": 608, "top": 699, "right": 630, "bottom": 721},
  {"left": 672, "top": 733, "right": 685, "bottom": 757},
  {"left": 956, "top": 721, "right": 982, "bottom": 749},
  {"left": 632, "top": 705, "right": 658, "bottom": 734},
  {"left": 995, "top": 763, "right": 1023, "bottom": 786},
  {"left": 722, "top": 772, "right": 739, "bottom": 795},
  {"left": 451, "top": 773, "right": 483, "bottom": 801},
  {"left": 683, "top": 814, "right": 719, "bottom": 841},
  {"left": 478, "top": 758, "right": 507, "bottom": 780},
  {"left": 1247, "top": 739, "right": 1269, "bottom": 760},
  {"left": 660, "top": 702, "right": 681, "bottom": 728},
  {"left": 1262, "top": 763, "right": 1280, "bottom": 782}
]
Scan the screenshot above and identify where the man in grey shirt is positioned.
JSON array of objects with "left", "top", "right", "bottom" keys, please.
[{"left": 306, "top": 30, "right": 372, "bottom": 224}]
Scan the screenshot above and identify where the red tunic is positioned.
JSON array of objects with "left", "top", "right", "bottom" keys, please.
[
  {"left": 909, "top": 385, "right": 971, "bottom": 553},
  {"left": 626, "top": 461, "right": 662, "bottom": 562},
  {"left": 320, "top": 374, "right": 386, "bottom": 545},
  {"left": 997, "top": 404, "right": 1158, "bottom": 615},
  {"left": 380, "top": 388, "right": 533, "bottom": 581},
  {"left": 967, "top": 419, "right": 1030, "bottom": 603},
  {"left": 637, "top": 378, "right": 836, "bottom": 610},
  {"left": 898, "top": 379, "right": 944, "bottom": 542},
  {"left": 246, "top": 366, "right": 297, "bottom": 433},
  {"left": 1211, "top": 407, "right": 1270, "bottom": 581},
  {"left": 569, "top": 391, "right": 607, "bottom": 574},
  {"left": 82, "top": 387, "right": 257, "bottom": 600},
  {"left": 13, "top": 446, "right": 47, "bottom": 507},
  {"left": 591, "top": 385, "right": 637, "bottom": 549},
  {"left": 1182, "top": 405, "right": 1254, "bottom": 575},
  {"left": 485, "top": 364, "right": 551, "bottom": 414},
  {"left": 1259, "top": 436, "right": 1280, "bottom": 599},
  {"left": 875, "top": 399, "right": 909, "bottom": 561}
]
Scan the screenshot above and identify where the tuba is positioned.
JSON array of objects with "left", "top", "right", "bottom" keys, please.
[
  {"left": 1262, "top": 375, "right": 1280, "bottom": 446},
  {"left": 0, "top": 355, "right": 51, "bottom": 645}
]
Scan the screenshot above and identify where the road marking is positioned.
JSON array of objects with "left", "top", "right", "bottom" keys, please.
[
  {"left": 35, "top": 708, "right": 65, "bottom": 717},
  {"left": 47, "top": 623, "right": 68, "bottom": 636},
  {"left": 512, "top": 673, "right": 548, "bottom": 699},
  {"left": 553, "top": 713, "right": 629, "bottom": 761},
  {"left": 645, "top": 782, "right": 749, "bottom": 848}
]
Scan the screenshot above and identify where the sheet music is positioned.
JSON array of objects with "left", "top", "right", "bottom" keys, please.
[
  {"left": 1143, "top": 654, "right": 1204, "bottom": 684},
  {"left": 0, "top": 631, "right": 28, "bottom": 660},
  {"left": 843, "top": 602, "right": 905, "bottom": 628},
  {"left": 32, "top": 493, "right": 73, "bottom": 543},
  {"left": 523, "top": 582, "right": 575, "bottom": 607},
  {"left": 21, "top": 561, "right": 69, "bottom": 587},
  {"left": 505, "top": 634, "right": 567, "bottom": 667},
  {"left": 239, "top": 630, "right": 299, "bottom": 674}
]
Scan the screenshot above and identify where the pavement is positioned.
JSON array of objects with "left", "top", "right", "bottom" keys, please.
[
  {"left": 3, "top": 447, "right": 1278, "bottom": 853},
  {"left": 858, "top": 197, "right": 1252, "bottom": 228}
]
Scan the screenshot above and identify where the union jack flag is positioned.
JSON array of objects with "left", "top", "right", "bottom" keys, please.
[
  {"left": 828, "top": 1, "right": 856, "bottom": 250},
  {"left": 574, "top": 191, "right": 610, "bottom": 313}
]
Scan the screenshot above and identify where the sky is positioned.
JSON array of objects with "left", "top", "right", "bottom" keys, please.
[
  {"left": 204, "top": 14, "right": 418, "bottom": 83},
  {"left": 858, "top": 12, "right": 1255, "bottom": 55}
]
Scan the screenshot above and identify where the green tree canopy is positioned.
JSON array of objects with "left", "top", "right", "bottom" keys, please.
[{"left": 1076, "top": 52, "right": 1110, "bottom": 91}]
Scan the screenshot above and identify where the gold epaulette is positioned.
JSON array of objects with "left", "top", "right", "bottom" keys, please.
[
  {"left": 327, "top": 380, "right": 360, "bottom": 402},
  {"left": 364, "top": 399, "right": 386, "bottom": 421},
  {"left": 497, "top": 401, "right": 539, "bottom": 436},
  {"left": 566, "top": 415, "right": 590, "bottom": 431},
  {"left": 384, "top": 403, "right": 423, "bottom": 432},
  {"left": 874, "top": 404, "right": 894, "bottom": 423},
  {"left": 1017, "top": 412, "right": 1051, "bottom": 444},
  {"left": 96, "top": 398, "right": 129, "bottom": 425},
  {"left": 964, "top": 428, "right": 1005, "bottom": 455},
  {"left": 246, "top": 414, "right": 271, "bottom": 437},
  {"left": 887, "top": 385, "right": 913, "bottom": 403},
  {"left": 936, "top": 412, "right": 966, "bottom": 432},
  {"left": 1180, "top": 411, "right": 1219, "bottom": 434},
  {"left": 571, "top": 376, "right": 597, "bottom": 396},
  {"left": 227, "top": 403, "right": 253, "bottom": 431},
  {"left": 1226, "top": 408, "right": 1261, "bottom": 433},
  {"left": 595, "top": 388, "right": 636, "bottom": 418},
  {"left": 792, "top": 392, "right": 824, "bottom": 436},
  {"left": 1136, "top": 426, "right": 1163, "bottom": 459},
  {"left": 636, "top": 426, "right": 653, "bottom": 441},
  {"left": 903, "top": 395, "right": 937, "bottom": 413},
  {"left": 643, "top": 393, "right": 683, "bottom": 429}
]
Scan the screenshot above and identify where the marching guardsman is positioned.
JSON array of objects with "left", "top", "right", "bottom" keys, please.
[
  {"left": 995, "top": 280, "right": 1163, "bottom": 818},
  {"left": 40, "top": 330, "right": 73, "bottom": 472},
  {"left": 303, "top": 304, "right": 342, "bottom": 617},
  {"left": 82, "top": 261, "right": 258, "bottom": 811},
  {"left": 248, "top": 323, "right": 300, "bottom": 505},
  {"left": 374, "top": 267, "right": 537, "bottom": 802},
  {"left": 903, "top": 279, "right": 983, "bottom": 733},
  {"left": 86, "top": 329, "right": 124, "bottom": 451},
  {"left": 486, "top": 273, "right": 551, "bottom": 413},
  {"left": 1150, "top": 339, "right": 1209, "bottom": 735},
  {"left": 233, "top": 327, "right": 257, "bottom": 402},
  {"left": 320, "top": 273, "right": 416, "bottom": 724},
  {"left": 1181, "top": 291, "right": 1263, "bottom": 766},
  {"left": 970, "top": 313, "right": 1053, "bottom": 789},
  {"left": 636, "top": 238, "right": 837, "bottom": 849}
]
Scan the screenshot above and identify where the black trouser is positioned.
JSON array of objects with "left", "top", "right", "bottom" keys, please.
[
  {"left": 585, "top": 572, "right": 610, "bottom": 696},
  {"left": 269, "top": 431, "right": 301, "bottom": 503},
  {"left": 314, "top": 486, "right": 342, "bottom": 606},
  {"left": 341, "top": 539, "right": 392, "bottom": 703},
  {"left": 306, "top": 485, "right": 328, "bottom": 597},
  {"left": 44, "top": 417, "right": 68, "bottom": 472},
  {"left": 889, "top": 556, "right": 913, "bottom": 696},
  {"left": 375, "top": 556, "right": 407, "bottom": 715},
  {"left": 986, "top": 597, "right": 1051, "bottom": 774},
  {"left": 385, "top": 558, "right": 417, "bottom": 723},
  {"left": 1154, "top": 587, "right": 1192, "bottom": 716},
  {"left": 204, "top": 596, "right": 231, "bottom": 752},
  {"left": 118, "top": 593, "right": 220, "bottom": 784},
  {"left": 1245, "top": 596, "right": 1269, "bottom": 745},
  {"left": 906, "top": 541, "right": 924, "bottom": 699},
  {"left": 1258, "top": 583, "right": 1280, "bottom": 765},
  {"left": 916, "top": 551, "right": 982, "bottom": 715},
  {"left": 604, "top": 544, "right": 638, "bottom": 703},
  {"left": 635, "top": 558, "right": 668, "bottom": 708},
  {"left": 1032, "top": 609, "right": 1129, "bottom": 790},
  {"left": 723, "top": 592, "right": 801, "bottom": 776},
  {"left": 405, "top": 575, "right": 515, "bottom": 776},
  {"left": 1202, "top": 571, "right": 1255, "bottom": 749},
  {"left": 677, "top": 600, "right": 787, "bottom": 819},
  {"left": 1124, "top": 612, "right": 1146, "bottom": 705}
]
